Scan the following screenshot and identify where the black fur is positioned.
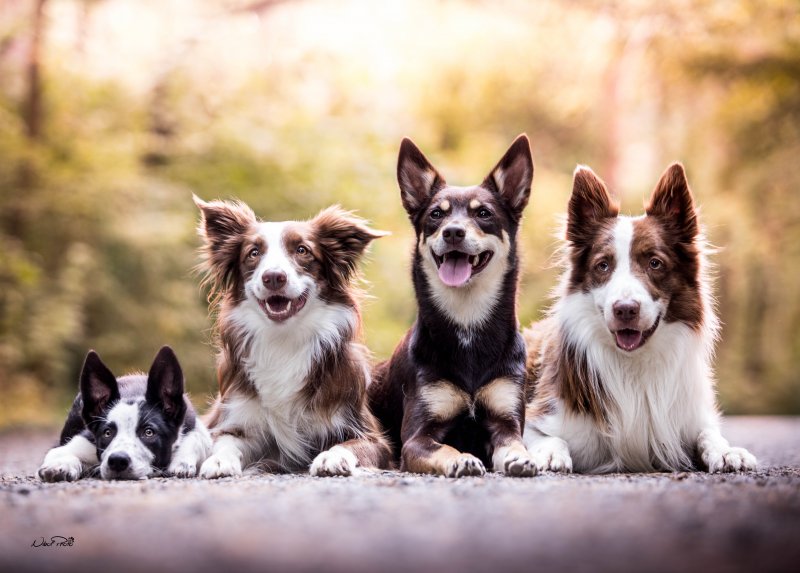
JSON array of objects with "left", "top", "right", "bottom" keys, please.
[
  {"left": 56, "top": 346, "right": 196, "bottom": 477},
  {"left": 369, "top": 135, "right": 534, "bottom": 474}
]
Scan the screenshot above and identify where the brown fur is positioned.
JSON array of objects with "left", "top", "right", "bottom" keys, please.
[{"left": 194, "top": 197, "right": 391, "bottom": 473}]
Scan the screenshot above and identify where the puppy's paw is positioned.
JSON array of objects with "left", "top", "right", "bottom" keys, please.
[
  {"left": 199, "top": 453, "right": 242, "bottom": 479},
  {"left": 310, "top": 445, "right": 359, "bottom": 477},
  {"left": 532, "top": 447, "right": 573, "bottom": 473},
  {"left": 501, "top": 451, "right": 538, "bottom": 477},
  {"left": 704, "top": 446, "right": 757, "bottom": 473},
  {"left": 446, "top": 454, "right": 486, "bottom": 478},
  {"left": 167, "top": 457, "right": 198, "bottom": 478},
  {"left": 38, "top": 454, "right": 83, "bottom": 482}
]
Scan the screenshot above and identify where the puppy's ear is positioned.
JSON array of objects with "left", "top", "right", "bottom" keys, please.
[
  {"left": 145, "top": 346, "right": 186, "bottom": 423},
  {"left": 313, "top": 206, "right": 387, "bottom": 292},
  {"left": 193, "top": 195, "right": 256, "bottom": 294},
  {"left": 483, "top": 134, "right": 534, "bottom": 218},
  {"left": 80, "top": 351, "right": 120, "bottom": 425},
  {"left": 397, "top": 138, "right": 446, "bottom": 218},
  {"left": 567, "top": 166, "right": 619, "bottom": 244},
  {"left": 646, "top": 163, "right": 698, "bottom": 242}
]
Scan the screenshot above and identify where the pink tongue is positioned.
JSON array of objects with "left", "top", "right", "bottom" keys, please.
[
  {"left": 438, "top": 255, "right": 473, "bottom": 287},
  {"left": 615, "top": 330, "right": 643, "bottom": 351}
]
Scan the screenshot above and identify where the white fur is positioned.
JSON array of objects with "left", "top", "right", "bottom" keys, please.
[
  {"left": 38, "top": 434, "right": 97, "bottom": 482},
  {"left": 525, "top": 216, "right": 756, "bottom": 473},
  {"left": 168, "top": 421, "right": 212, "bottom": 477},
  {"left": 420, "top": 227, "right": 510, "bottom": 332},
  {"left": 309, "top": 445, "right": 360, "bottom": 477},
  {"left": 101, "top": 401, "right": 155, "bottom": 479},
  {"left": 249, "top": 222, "right": 315, "bottom": 302},
  {"left": 202, "top": 222, "right": 363, "bottom": 477},
  {"left": 594, "top": 217, "right": 663, "bottom": 332}
]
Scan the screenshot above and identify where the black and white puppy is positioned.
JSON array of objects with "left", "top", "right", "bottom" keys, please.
[
  {"left": 369, "top": 135, "right": 537, "bottom": 477},
  {"left": 38, "top": 347, "right": 211, "bottom": 481}
]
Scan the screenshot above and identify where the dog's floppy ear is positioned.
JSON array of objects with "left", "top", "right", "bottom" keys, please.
[
  {"left": 646, "top": 163, "right": 698, "bottom": 242},
  {"left": 193, "top": 195, "right": 256, "bottom": 294},
  {"left": 397, "top": 138, "right": 446, "bottom": 218},
  {"left": 313, "top": 206, "right": 387, "bottom": 292},
  {"left": 194, "top": 195, "right": 256, "bottom": 248},
  {"left": 80, "top": 350, "right": 120, "bottom": 425},
  {"left": 145, "top": 346, "right": 186, "bottom": 423},
  {"left": 567, "top": 166, "right": 619, "bottom": 244},
  {"left": 483, "top": 134, "right": 534, "bottom": 218}
]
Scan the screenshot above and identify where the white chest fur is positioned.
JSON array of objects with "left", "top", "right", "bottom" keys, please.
[{"left": 223, "top": 298, "right": 357, "bottom": 465}]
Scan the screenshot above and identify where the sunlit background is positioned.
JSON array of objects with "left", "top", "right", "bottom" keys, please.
[{"left": 1, "top": 0, "right": 798, "bottom": 427}]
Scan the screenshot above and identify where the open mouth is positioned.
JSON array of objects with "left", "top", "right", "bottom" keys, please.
[
  {"left": 613, "top": 316, "right": 661, "bottom": 352},
  {"left": 432, "top": 250, "right": 493, "bottom": 287},
  {"left": 257, "top": 290, "right": 309, "bottom": 322}
]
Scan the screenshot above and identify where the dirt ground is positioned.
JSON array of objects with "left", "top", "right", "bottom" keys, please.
[{"left": 1, "top": 416, "right": 798, "bottom": 573}]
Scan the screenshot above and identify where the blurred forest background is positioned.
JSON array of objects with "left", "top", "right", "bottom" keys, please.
[{"left": 1, "top": 0, "right": 798, "bottom": 427}]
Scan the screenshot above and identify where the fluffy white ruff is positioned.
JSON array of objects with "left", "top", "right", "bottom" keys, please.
[{"left": 203, "top": 297, "right": 363, "bottom": 476}]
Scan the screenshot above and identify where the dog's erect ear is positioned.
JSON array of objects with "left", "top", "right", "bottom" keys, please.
[
  {"left": 397, "top": 138, "right": 446, "bottom": 218},
  {"left": 80, "top": 351, "right": 120, "bottom": 424},
  {"left": 313, "top": 206, "right": 387, "bottom": 292},
  {"left": 646, "top": 163, "right": 698, "bottom": 241},
  {"left": 483, "top": 134, "right": 534, "bottom": 218},
  {"left": 567, "top": 166, "right": 619, "bottom": 244},
  {"left": 145, "top": 346, "right": 186, "bottom": 423}
]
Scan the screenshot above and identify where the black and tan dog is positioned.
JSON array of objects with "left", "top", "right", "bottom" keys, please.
[{"left": 369, "top": 135, "right": 536, "bottom": 477}]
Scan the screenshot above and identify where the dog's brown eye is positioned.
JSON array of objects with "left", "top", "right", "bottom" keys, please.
[
  {"left": 477, "top": 208, "right": 491, "bottom": 219},
  {"left": 143, "top": 428, "right": 154, "bottom": 438},
  {"left": 248, "top": 247, "right": 260, "bottom": 259},
  {"left": 103, "top": 429, "right": 112, "bottom": 438},
  {"left": 649, "top": 258, "right": 663, "bottom": 270},
  {"left": 297, "top": 245, "right": 309, "bottom": 256},
  {"left": 430, "top": 209, "right": 443, "bottom": 220},
  {"left": 596, "top": 260, "right": 610, "bottom": 272}
]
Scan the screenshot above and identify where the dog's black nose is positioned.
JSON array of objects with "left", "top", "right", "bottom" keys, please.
[
  {"left": 262, "top": 270, "right": 287, "bottom": 291},
  {"left": 613, "top": 300, "right": 640, "bottom": 323},
  {"left": 442, "top": 225, "right": 466, "bottom": 245},
  {"left": 107, "top": 452, "right": 130, "bottom": 473}
]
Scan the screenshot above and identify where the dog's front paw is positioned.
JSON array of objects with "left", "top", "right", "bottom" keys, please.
[
  {"left": 168, "top": 457, "right": 198, "bottom": 478},
  {"left": 501, "top": 451, "right": 538, "bottom": 477},
  {"left": 704, "top": 446, "right": 757, "bottom": 473},
  {"left": 38, "top": 455, "right": 83, "bottom": 482},
  {"left": 446, "top": 454, "right": 486, "bottom": 478},
  {"left": 199, "top": 453, "right": 242, "bottom": 479},
  {"left": 310, "top": 445, "right": 359, "bottom": 477},
  {"left": 532, "top": 447, "right": 573, "bottom": 473}
]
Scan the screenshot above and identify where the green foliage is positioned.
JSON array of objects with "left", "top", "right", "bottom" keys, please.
[{"left": 0, "top": 0, "right": 798, "bottom": 426}]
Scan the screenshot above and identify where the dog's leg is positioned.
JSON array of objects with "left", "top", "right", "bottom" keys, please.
[
  {"left": 697, "top": 425, "right": 757, "bottom": 473},
  {"left": 310, "top": 420, "right": 392, "bottom": 477},
  {"left": 38, "top": 432, "right": 97, "bottom": 482},
  {"left": 402, "top": 435, "right": 486, "bottom": 477},
  {"left": 524, "top": 428, "right": 573, "bottom": 473},
  {"left": 477, "top": 377, "right": 536, "bottom": 477},
  {"left": 168, "top": 423, "right": 213, "bottom": 478},
  {"left": 199, "top": 432, "right": 249, "bottom": 479},
  {"left": 401, "top": 381, "right": 485, "bottom": 477}
]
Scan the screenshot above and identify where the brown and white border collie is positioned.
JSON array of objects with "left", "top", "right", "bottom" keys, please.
[
  {"left": 369, "top": 135, "right": 536, "bottom": 478},
  {"left": 523, "top": 164, "right": 757, "bottom": 474},
  {"left": 193, "top": 197, "right": 391, "bottom": 478}
]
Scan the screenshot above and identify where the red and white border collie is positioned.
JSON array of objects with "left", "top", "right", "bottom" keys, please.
[
  {"left": 523, "top": 164, "right": 757, "bottom": 474},
  {"left": 193, "top": 197, "right": 391, "bottom": 478}
]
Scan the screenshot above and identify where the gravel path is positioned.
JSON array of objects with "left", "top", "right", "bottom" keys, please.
[{"left": 1, "top": 417, "right": 798, "bottom": 573}]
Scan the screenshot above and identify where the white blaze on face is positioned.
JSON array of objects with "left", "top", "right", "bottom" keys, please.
[
  {"left": 101, "top": 401, "right": 154, "bottom": 479},
  {"left": 247, "top": 222, "right": 315, "bottom": 303},
  {"left": 593, "top": 216, "right": 662, "bottom": 332}
]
